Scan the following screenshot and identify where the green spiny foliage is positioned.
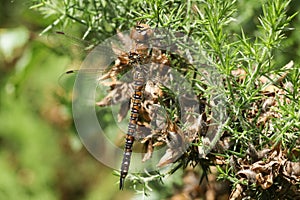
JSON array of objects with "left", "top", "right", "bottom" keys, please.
[{"left": 32, "top": 0, "right": 299, "bottom": 199}]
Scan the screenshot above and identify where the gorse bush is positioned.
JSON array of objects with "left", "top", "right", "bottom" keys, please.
[{"left": 32, "top": 0, "right": 300, "bottom": 199}]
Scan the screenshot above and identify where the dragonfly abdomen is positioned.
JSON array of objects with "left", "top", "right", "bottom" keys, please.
[{"left": 119, "top": 68, "right": 145, "bottom": 189}]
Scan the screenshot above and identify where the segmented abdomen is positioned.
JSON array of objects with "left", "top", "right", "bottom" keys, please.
[{"left": 119, "top": 65, "right": 145, "bottom": 189}]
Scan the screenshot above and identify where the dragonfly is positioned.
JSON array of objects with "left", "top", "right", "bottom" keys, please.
[
  {"left": 99, "top": 24, "right": 202, "bottom": 189},
  {"left": 56, "top": 24, "right": 172, "bottom": 189},
  {"left": 108, "top": 24, "right": 168, "bottom": 190},
  {"left": 55, "top": 24, "right": 203, "bottom": 190}
]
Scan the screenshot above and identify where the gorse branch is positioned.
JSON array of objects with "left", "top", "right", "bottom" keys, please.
[{"left": 33, "top": 0, "right": 299, "bottom": 199}]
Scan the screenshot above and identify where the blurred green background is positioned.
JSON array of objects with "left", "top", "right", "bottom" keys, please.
[{"left": 0, "top": 1, "right": 135, "bottom": 200}]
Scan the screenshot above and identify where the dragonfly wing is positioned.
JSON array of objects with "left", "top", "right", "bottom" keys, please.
[{"left": 96, "top": 81, "right": 132, "bottom": 107}]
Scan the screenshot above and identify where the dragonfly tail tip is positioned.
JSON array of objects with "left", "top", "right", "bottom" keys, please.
[{"left": 119, "top": 177, "right": 125, "bottom": 190}]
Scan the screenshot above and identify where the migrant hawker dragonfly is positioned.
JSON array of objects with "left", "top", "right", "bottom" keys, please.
[{"left": 56, "top": 24, "right": 207, "bottom": 190}]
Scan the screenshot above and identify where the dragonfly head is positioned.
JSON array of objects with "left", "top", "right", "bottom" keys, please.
[{"left": 130, "top": 23, "right": 153, "bottom": 43}]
